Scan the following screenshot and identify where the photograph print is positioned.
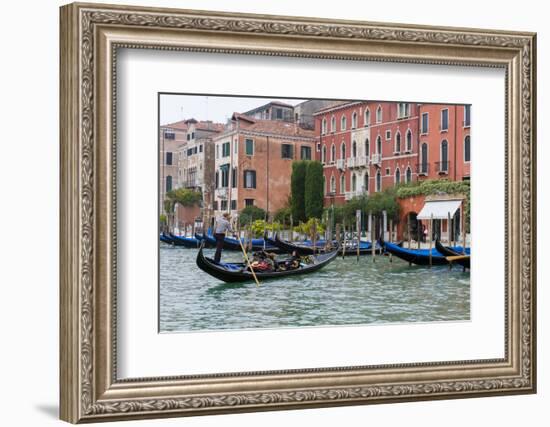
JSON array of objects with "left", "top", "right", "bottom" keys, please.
[{"left": 159, "top": 94, "right": 471, "bottom": 333}]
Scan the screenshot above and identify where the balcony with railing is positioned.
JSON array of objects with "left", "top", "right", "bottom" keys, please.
[
  {"left": 336, "top": 159, "right": 346, "bottom": 170},
  {"left": 345, "top": 188, "right": 368, "bottom": 201},
  {"left": 346, "top": 157, "right": 356, "bottom": 168},
  {"left": 416, "top": 163, "right": 429, "bottom": 176},
  {"left": 356, "top": 156, "right": 369, "bottom": 167},
  {"left": 370, "top": 153, "right": 382, "bottom": 166},
  {"left": 436, "top": 161, "right": 450, "bottom": 175}
]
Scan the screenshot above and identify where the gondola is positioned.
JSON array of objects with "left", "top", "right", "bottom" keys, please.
[
  {"left": 168, "top": 233, "right": 201, "bottom": 248},
  {"left": 160, "top": 233, "right": 174, "bottom": 245},
  {"left": 435, "top": 239, "right": 470, "bottom": 269},
  {"left": 197, "top": 232, "right": 281, "bottom": 252},
  {"left": 267, "top": 234, "right": 385, "bottom": 256},
  {"left": 380, "top": 239, "right": 449, "bottom": 266},
  {"left": 196, "top": 242, "right": 340, "bottom": 283}
]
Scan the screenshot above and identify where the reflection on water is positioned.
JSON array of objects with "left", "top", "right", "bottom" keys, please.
[{"left": 159, "top": 245, "right": 470, "bottom": 332}]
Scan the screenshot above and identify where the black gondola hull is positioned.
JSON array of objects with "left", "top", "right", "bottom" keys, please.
[{"left": 196, "top": 244, "right": 339, "bottom": 283}]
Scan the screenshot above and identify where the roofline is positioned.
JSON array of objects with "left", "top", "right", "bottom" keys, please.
[{"left": 313, "top": 101, "right": 363, "bottom": 117}]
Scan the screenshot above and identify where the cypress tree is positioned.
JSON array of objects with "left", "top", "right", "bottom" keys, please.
[
  {"left": 290, "top": 161, "right": 307, "bottom": 222},
  {"left": 305, "top": 161, "right": 324, "bottom": 219}
]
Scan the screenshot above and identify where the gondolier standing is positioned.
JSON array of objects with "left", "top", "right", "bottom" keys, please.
[{"left": 214, "top": 212, "right": 233, "bottom": 262}]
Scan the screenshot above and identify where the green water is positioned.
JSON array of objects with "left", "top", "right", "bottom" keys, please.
[{"left": 159, "top": 245, "right": 470, "bottom": 332}]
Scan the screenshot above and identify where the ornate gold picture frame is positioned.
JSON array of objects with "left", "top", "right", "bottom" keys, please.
[{"left": 60, "top": 2, "right": 536, "bottom": 423}]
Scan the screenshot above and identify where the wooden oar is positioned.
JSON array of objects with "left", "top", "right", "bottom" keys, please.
[{"left": 237, "top": 236, "right": 260, "bottom": 287}]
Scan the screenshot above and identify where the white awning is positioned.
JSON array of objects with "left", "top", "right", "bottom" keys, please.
[{"left": 417, "top": 199, "right": 462, "bottom": 220}]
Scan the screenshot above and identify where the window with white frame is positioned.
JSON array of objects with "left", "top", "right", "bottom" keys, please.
[
  {"left": 340, "top": 174, "right": 346, "bottom": 194},
  {"left": 365, "top": 108, "right": 371, "bottom": 126},
  {"left": 464, "top": 135, "right": 471, "bottom": 162},
  {"left": 376, "top": 171, "right": 381, "bottom": 192},
  {"left": 376, "top": 136, "right": 382, "bottom": 154},
  {"left": 406, "top": 129, "right": 413, "bottom": 152},
  {"left": 331, "top": 116, "right": 336, "bottom": 133},
  {"left": 341, "top": 115, "right": 347, "bottom": 131},
  {"left": 352, "top": 112, "right": 357, "bottom": 129},
  {"left": 322, "top": 145, "right": 327, "bottom": 163},
  {"left": 363, "top": 173, "right": 369, "bottom": 194},
  {"left": 341, "top": 142, "right": 346, "bottom": 159},
  {"left": 365, "top": 138, "right": 370, "bottom": 157},
  {"left": 406, "top": 167, "right": 412, "bottom": 183},
  {"left": 441, "top": 109, "right": 449, "bottom": 131},
  {"left": 330, "top": 175, "right": 336, "bottom": 193},
  {"left": 421, "top": 112, "right": 429, "bottom": 134},
  {"left": 376, "top": 106, "right": 382, "bottom": 123},
  {"left": 464, "top": 105, "right": 471, "bottom": 127},
  {"left": 385, "top": 130, "right": 391, "bottom": 140},
  {"left": 352, "top": 140, "right": 357, "bottom": 157},
  {"left": 395, "top": 168, "right": 401, "bottom": 184},
  {"left": 351, "top": 173, "right": 357, "bottom": 192},
  {"left": 331, "top": 144, "right": 336, "bottom": 163},
  {"left": 322, "top": 118, "right": 327, "bottom": 135},
  {"left": 397, "top": 103, "right": 410, "bottom": 119},
  {"left": 395, "top": 131, "right": 401, "bottom": 153}
]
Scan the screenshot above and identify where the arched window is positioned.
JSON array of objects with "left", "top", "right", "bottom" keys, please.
[
  {"left": 376, "top": 171, "right": 381, "bottom": 192},
  {"left": 365, "top": 138, "right": 370, "bottom": 157},
  {"left": 395, "top": 131, "right": 401, "bottom": 153},
  {"left": 352, "top": 111, "right": 358, "bottom": 129},
  {"left": 352, "top": 173, "right": 357, "bottom": 191},
  {"left": 395, "top": 168, "right": 401, "bottom": 184},
  {"left": 352, "top": 140, "right": 357, "bottom": 157},
  {"left": 406, "top": 167, "right": 412, "bottom": 183},
  {"left": 365, "top": 108, "right": 371, "bottom": 126},
  {"left": 421, "top": 143, "right": 428, "bottom": 174},
  {"left": 330, "top": 175, "right": 336, "bottom": 193},
  {"left": 331, "top": 116, "right": 336, "bottom": 132},
  {"left": 376, "top": 135, "right": 382, "bottom": 154},
  {"left": 376, "top": 105, "right": 382, "bottom": 123},
  {"left": 341, "top": 142, "right": 346, "bottom": 160},
  {"left": 464, "top": 135, "right": 471, "bottom": 162},
  {"left": 321, "top": 118, "right": 327, "bottom": 135},
  {"left": 166, "top": 175, "right": 173, "bottom": 192},
  {"left": 341, "top": 115, "right": 347, "bottom": 131},
  {"left": 406, "top": 129, "right": 412, "bottom": 152},
  {"left": 363, "top": 173, "right": 369, "bottom": 194},
  {"left": 322, "top": 145, "right": 327, "bottom": 163},
  {"left": 440, "top": 140, "right": 449, "bottom": 172},
  {"left": 340, "top": 174, "right": 346, "bottom": 194},
  {"left": 331, "top": 144, "right": 336, "bottom": 163}
]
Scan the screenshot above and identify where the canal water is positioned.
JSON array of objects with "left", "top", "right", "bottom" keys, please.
[{"left": 159, "top": 245, "right": 470, "bottom": 333}]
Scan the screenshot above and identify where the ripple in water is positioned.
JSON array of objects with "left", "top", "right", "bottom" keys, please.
[{"left": 159, "top": 246, "right": 470, "bottom": 332}]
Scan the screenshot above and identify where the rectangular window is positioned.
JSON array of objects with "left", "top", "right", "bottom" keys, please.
[
  {"left": 187, "top": 148, "right": 193, "bottom": 156},
  {"left": 300, "top": 146, "right": 312, "bottom": 160},
  {"left": 186, "top": 134, "right": 190, "bottom": 141},
  {"left": 421, "top": 112, "right": 429, "bottom": 134},
  {"left": 316, "top": 142, "right": 321, "bottom": 152},
  {"left": 215, "top": 171, "right": 219, "bottom": 189},
  {"left": 165, "top": 152, "right": 173, "bottom": 165},
  {"left": 385, "top": 130, "right": 391, "bottom": 140},
  {"left": 221, "top": 200, "right": 228, "bottom": 211},
  {"left": 244, "top": 170, "right": 256, "bottom": 189},
  {"left": 385, "top": 168, "right": 391, "bottom": 176},
  {"left": 441, "top": 109, "right": 449, "bottom": 131},
  {"left": 464, "top": 105, "right": 471, "bottom": 127},
  {"left": 231, "top": 167, "right": 237, "bottom": 188},
  {"left": 220, "top": 166, "right": 229, "bottom": 187},
  {"left": 245, "top": 138, "right": 254, "bottom": 156},
  {"left": 245, "top": 199, "right": 254, "bottom": 207},
  {"left": 164, "top": 132, "right": 175, "bottom": 140},
  {"left": 281, "top": 144, "right": 294, "bottom": 159},
  {"left": 213, "top": 201, "right": 218, "bottom": 210},
  {"left": 230, "top": 200, "right": 237, "bottom": 210},
  {"left": 222, "top": 142, "right": 230, "bottom": 157},
  {"left": 199, "top": 144, "right": 203, "bottom": 153},
  {"left": 397, "top": 103, "right": 410, "bottom": 119},
  {"left": 276, "top": 108, "right": 283, "bottom": 119}
]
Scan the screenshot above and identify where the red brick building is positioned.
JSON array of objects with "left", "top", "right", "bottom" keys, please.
[
  {"left": 315, "top": 101, "right": 420, "bottom": 205},
  {"left": 213, "top": 113, "right": 317, "bottom": 218},
  {"left": 315, "top": 101, "right": 471, "bottom": 241}
]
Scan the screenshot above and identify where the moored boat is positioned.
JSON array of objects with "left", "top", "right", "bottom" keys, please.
[
  {"left": 168, "top": 233, "right": 201, "bottom": 248},
  {"left": 435, "top": 239, "right": 470, "bottom": 269},
  {"left": 380, "top": 239, "right": 449, "bottom": 266},
  {"left": 267, "top": 234, "right": 385, "bottom": 256},
  {"left": 196, "top": 242, "right": 340, "bottom": 283}
]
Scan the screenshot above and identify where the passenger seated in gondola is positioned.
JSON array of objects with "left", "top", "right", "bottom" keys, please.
[{"left": 279, "top": 250, "right": 301, "bottom": 271}]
